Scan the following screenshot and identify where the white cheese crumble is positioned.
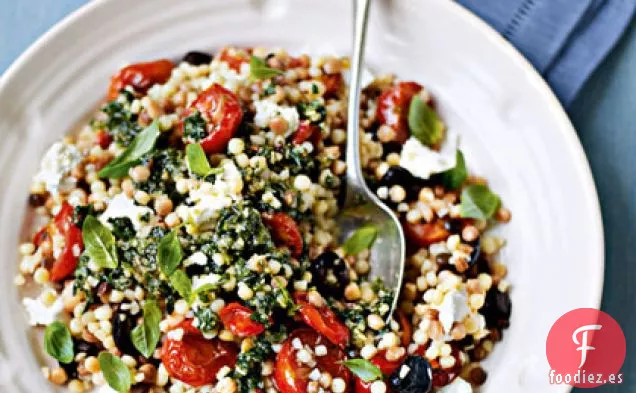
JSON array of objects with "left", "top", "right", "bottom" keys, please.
[
  {"left": 436, "top": 289, "right": 470, "bottom": 333},
  {"left": 99, "top": 193, "right": 154, "bottom": 231},
  {"left": 253, "top": 100, "right": 300, "bottom": 137},
  {"left": 166, "top": 328, "right": 184, "bottom": 341},
  {"left": 192, "top": 273, "right": 221, "bottom": 291},
  {"left": 185, "top": 251, "right": 208, "bottom": 266},
  {"left": 399, "top": 137, "right": 455, "bottom": 180},
  {"left": 176, "top": 160, "right": 243, "bottom": 232},
  {"left": 34, "top": 142, "right": 82, "bottom": 195},
  {"left": 438, "top": 377, "right": 473, "bottom": 393},
  {"left": 22, "top": 296, "right": 64, "bottom": 326}
]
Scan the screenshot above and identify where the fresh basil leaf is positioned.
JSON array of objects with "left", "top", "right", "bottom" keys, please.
[
  {"left": 408, "top": 96, "right": 444, "bottom": 146},
  {"left": 44, "top": 321, "right": 74, "bottom": 364},
  {"left": 157, "top": 231, "right": 182, "bottom": 275},
  {"left": 99, "top": 352, "right": 131, "bottom": 393},
  {"left": 185, "top": 143, "right": 223, "bottom": 177},
  {"left": 130, "top": 300, "right": 162, "bottom": 358},
  {"left": 438, "top": 150, "right": 467, "bottom": 190},
  {"left": 83, "top": 215, "right": 118, "bottom": 269},
  {"left": 99, "top": 121, "right": 161, "bottom": 178},
  {"left": 250, "top": 55, "right": 284, "bottom": 80},
  {"left": 343, "top": 225, "right": 378, "bottom": 255},
  {"left": 192, "top": 283, "right": 218, "bottom": 298},
  {"left": 341, "top": 359, "right": 383, "bottom": 382},
  {"left": 170, "top": 270, "right": 192, "bottom": 301},
  {"left": 460, "top": 184, "right": 500, "bottom": 220}
]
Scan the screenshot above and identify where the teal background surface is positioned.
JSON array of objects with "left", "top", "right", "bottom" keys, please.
[{"left": 1, "top": 1, "right": 634, "bottom": 391}]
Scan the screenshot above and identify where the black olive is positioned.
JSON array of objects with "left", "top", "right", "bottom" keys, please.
[
  {"left": 28, "top": 193, "right": 46, "bottom": 207},
  {"left": 389, "top": 356, "right": 432, "bottom": 393},
  {"left": 381, "top": 141, "right": 403, "bottom": 156},
  {"left": 481, "top": 288, "right": 511, "bottom": 329},
  {"left": 74, "top": 339, "right": 99, "bottom": 357},
  {"left": 185, "top": 263, "right": 207, "bottom": 277},
  {"left": 182, "top": 51, "right": 212, "bottom": 65},
  {"left": 111, "top": 310, "right": 137, "bottom": 356},
  {"left": 309, "top": 251, "right": 349, "bottom": 298},
  {"left": 380, "top": 166, "right": 416, "bottom": 189},
  {"left": 59, "top": 360, "right": 78, "bottom": 379},
  {"left": 443, "top": 219, "right": 463, "bottom": 234}
]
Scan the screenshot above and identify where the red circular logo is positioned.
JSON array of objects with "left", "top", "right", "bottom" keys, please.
[{"left": 546, "top": 308, "right": 625, "bottom": 388}]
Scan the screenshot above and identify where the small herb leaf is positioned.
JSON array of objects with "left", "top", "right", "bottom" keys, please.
[
  {"left": 341, "top": 359, "right": 383, "bottom": 382},
  {"left": 185, "top": 143, "right": 223, "bottom": 177},
  {"left": 130, "top": 300, "right": 162, "bottom": 358},
  {"left": 438, "top": 150, "right": 467, "bottom": 190},
  {"left": 343, "top": 225, "right": 378, "bottom": 255},
  {"left": 83, "top": 215, "right": 118, "bottom": 269},
  {"left": 460, "top": 184, "right": 500, "bottom": 220},
  {"left": 44, "top": 321, "right": 74, "bottom": 364},
  {"left": 408, "top": 96, "right": 444, "bottom": 146},
  {"left": 250, "top": 55, "right": 284, "bottom": 80},
  {"left": 170, "top": 270, "right": 192, "bottom": 301},
  {"left": 99, "top": 121, "right": 161, "bottom": 178},
  {"left": 157, "top": 231, "right": 182, "bottom": 275},
  {"left": 99, "top": 352, "right": 131, "bottom": 393}
]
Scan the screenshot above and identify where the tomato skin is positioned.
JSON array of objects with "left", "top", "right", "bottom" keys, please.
[
  {"left": 403, "top": 221, "right": 450, "bottom": 248},
  {"left": 218, "top": 47, "right": 250, "bottom": 72},
  {"left": 162, "top": 320, "right": 238, "bottom": 387},
  {"left": 262, "top": 212, "right": 303, "bottom": 257},
  {"left": 184, "top": 84, "right": 244, "bottom": 154},
  {"left": 320, "top": 73, "right": 344, "bottom": 99},
  {"left": 96, "top": 130, "right": 112, "bottom": 149},
  {"left": 107, "top": 59, "right": 174, "bottom": 100},
  {"left": 275, "top": 329, "right": 351, "bottom": 393},
  {"left": 293, "top": 292, "right": 350, "bottom": 348},
  {"left": 376, "top": 81, "right": 423, "bottom": 143},
  {"left": 219, "top": 302, "right": 266, "bottom": 337},
  {"left": 292, "top": 121, "right": 321, "bottom": 145},
  {"left": 396, "top": 311, "right": 412, "bottom": 347},
  {"left": 354, "top": 349, "right": 406, "bottom": 393}
]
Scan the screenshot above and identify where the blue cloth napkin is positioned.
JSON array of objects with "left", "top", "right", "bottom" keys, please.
[{"left": 456, "top": 0, "right": 636, "bottom": 107}]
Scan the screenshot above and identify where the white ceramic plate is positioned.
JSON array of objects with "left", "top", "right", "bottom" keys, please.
[{"left": 0, "top": 0, "right": 604, "bottom": 392}]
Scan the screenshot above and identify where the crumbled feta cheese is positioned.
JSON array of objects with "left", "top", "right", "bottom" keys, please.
[
  {"left": 192, "top": 273, "right": 221, "bottom": 291},
  {"left": 99, "top": 193, "right": 154, "bottom": 231},
  {"left": 166, "top": 328, "right": 184, "bottom": 341},
  {"left": 177, "top": 161, "right": 243, "bottom": 232},
  {"left": 438, "top": 377, "right": 473, "bottom": 393},
  {"left": 253, "top": 100, "right": 299, "bottom": 137},
  {"left": 399, "top": 137, "right": 455, "bottom": 180},
  {"left": 34, "top": 142, "right": 82, "bottom": 195},
  {"left": 23, "top": 296, "right": 64, "bottom": 326},
  {"left": 185, "top": 252, "right": 208, "bottom": 266},
  {"left": 435, "top": 289, "right": 470, "bottom": 333}
]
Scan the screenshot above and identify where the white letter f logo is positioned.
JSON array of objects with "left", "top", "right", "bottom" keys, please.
[{"left": 572, "top": 324, "right": 602, "bottom": 368}]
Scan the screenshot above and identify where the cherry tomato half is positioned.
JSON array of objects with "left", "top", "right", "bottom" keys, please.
[
  {"left": 275, "top": 329, "right": 351, "bottom": 393},
  {"left": 219, "top": 302, "right": 266, "bottom": 338},
  {"left": 35, "top": 202, "right": 84, "bottom": 282},
  {"left": 376, "top": 81, "right": 423, "bottom": 144},
  {"left": 292, "top": 121, "right": 321, "bottom": 146},
  {"left": 162, "top": 320, "right": 238, "bottom": 387},
  {"left": 107, "top": 59, "right": 174, "bottom": 100},
  {"left": 403, "top": 220, "right": 450, "bottom": 249},
  {"left": 262, "top": 212, "right": 303, "bottom": 257},
  {"left": 293, "top": 291, "right": 350, "bottom": 348},
  {"left": 184, "top": 84, "right": 244, "bottom": 154}
]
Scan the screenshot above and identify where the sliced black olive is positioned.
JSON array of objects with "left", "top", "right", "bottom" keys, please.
[
  {"left": 443, "top": 219, "right": 463, "bottom": 234},
  {"left": 59, "top": 360, "right": 78, "bottom": 379},
  {"left": 111, "top": 310, "right": 137, "bottom": 356},
  {"left": 482, "top": 288, "right": 511, "bottom": 329},
  {"left": 28, "top": 193, "right": 46, "bottom": 207},
  {"left": 182, "top": 51, "right": 212, "bottom": 65},
  {"left": 380, "top": 166, "right": 416, "bottom": 189},
  {"left": 309, "top": 251, "right": 349, "bottom": 298},
  {"left": 389, "top": 356, "right": 433, "bottom": 393}
]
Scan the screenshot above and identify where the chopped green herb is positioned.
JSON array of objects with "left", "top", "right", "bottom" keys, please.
[
  {"left": 408, "top": 96, "right": 444, "bottom": 146},
  {"left": 438, "top": 150, "right": 467, "bottom": 190},
  {"left": 341, "top": 359, "right": 383, "bottom": 382},
  {"left": 183, "top": 111, "right": 208, "bottom": 142},
  {"left": 343, "top": 225, "right": 378, "bottom": 255},
  {"left": 250, "top": 56, "right": 284, "bottom": 80},
  {"left": 460, "top": 184, "right": 500, "bottom": 220}
]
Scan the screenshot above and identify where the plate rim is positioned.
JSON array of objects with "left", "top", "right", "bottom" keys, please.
[{"left": 0, "top": 1, "right": 605, "bottom": 392}]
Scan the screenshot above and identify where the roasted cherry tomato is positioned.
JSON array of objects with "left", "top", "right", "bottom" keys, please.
[
  {"left": 376, "top": 81, "right": 423, "bottom": 143},
  {"left": 34, "top": 202, "right": 84, "bottom": 282},
  {"left": 293, "top": 291, "right": 350, "bottom": 348},
  {"left": 320, "top": 73, "right": 344, "bottom": 99},
  {"left": 184, "top": 84, "right": 244, "bottom": 154},
  {"left": 107, "top": 59, "right": 174, "bottom": 100},
  {"left": 218, "top": 47, "right": 250, "bottom": 72},
  {"left": 403, "top": 220, "right": 450, "bottom": 248},
  {"left": 162, "top": 320, "right": 238, "bottom": 387},
  {"left": 262, "top": 212, "right": 303, "bottom": 257},
  {"left": 430, "top": 346, "right": 463, "bottom": 387},
  {"left": 275, "top": 329, "right": 351, "bottom": 393},
  {"left": 396, "top": 311, "right": 412, "bottom": 347},
  {"left": 219, "top": 302, "right": 266, "bottom": 337},
  {"left": 95, "top": 130, "right": 113, "bottom": 149},
  {"left": 292, "top": 121, "right": 321, "bottom": 145}
]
